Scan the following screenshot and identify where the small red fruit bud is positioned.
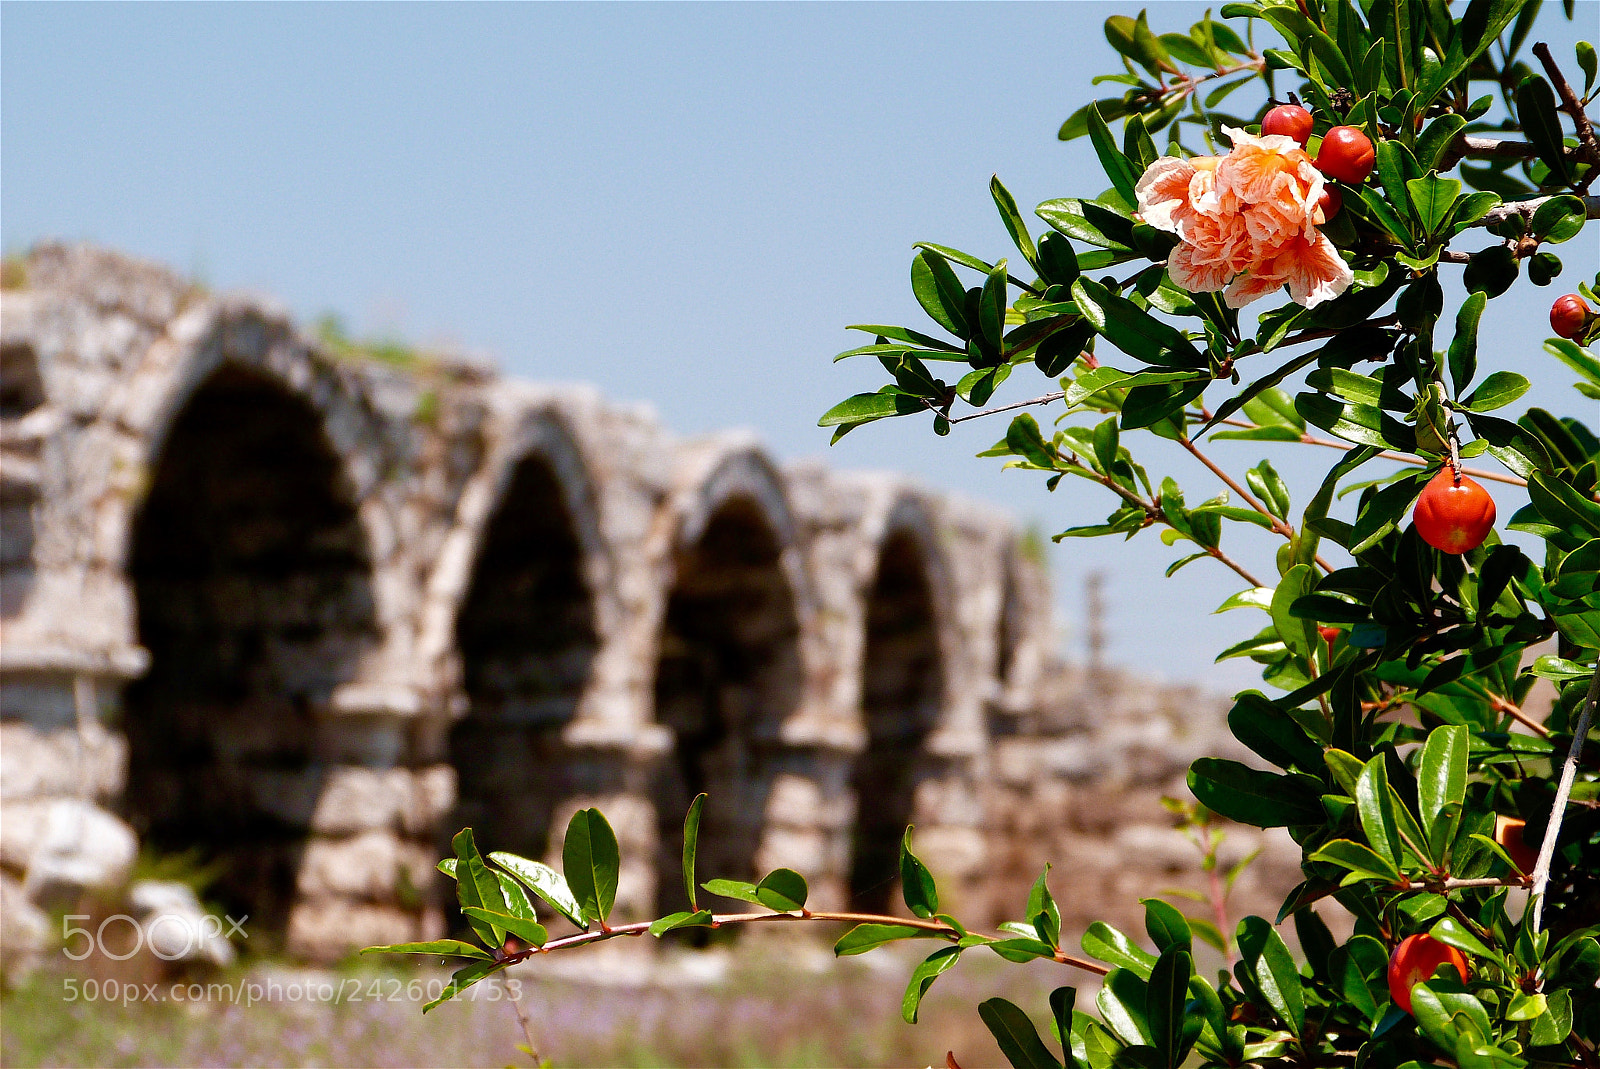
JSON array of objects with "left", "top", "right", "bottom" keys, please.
[
  {"left": 1318, "top": 625, "right": 1340, "bottom": 652},
  {"left": 1315, "top": 185, "right": 1342, "bottom": 223},
  {"left": 1388, "top": 934, "right": 1470, "bottom": 1015},
  {"left": 1261, "top": 104, "right": 1314, "bottom": 146},
  {"left": 1493, "top": 815, "right": 1539, "bottom": 875},
  {"left": 1412, "top": 466, "right": 1495, "bottom": 555},
  {"left": 1550, "top": 293, "right": 1593, "bottom": 339},
  {"left": 1316, "top": 126, "right": 1376, "bottom": 184}
]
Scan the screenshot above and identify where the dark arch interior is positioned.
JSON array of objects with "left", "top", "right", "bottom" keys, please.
[
  {"left": 0, "top": 343, "right": 44, "bottom": 618},
  {"left": 996, "top": 555, "right": 1023, "bottom": 688},
  {"left": 651, "top": 497, "right": 801, "bottom": 919},
  {"left": 124, "top": 364, "right": 378, "bottom": 945},
  {"left": 850, "top": 530, "right": 944, "bottom": 915},
  {"left": 449, "top": 452, "right": 598, "bottom": 868}
]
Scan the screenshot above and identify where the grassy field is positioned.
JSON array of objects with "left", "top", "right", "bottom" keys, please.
[{"left": 3, "top": 941, "right": 1072, "bottom": 1068}]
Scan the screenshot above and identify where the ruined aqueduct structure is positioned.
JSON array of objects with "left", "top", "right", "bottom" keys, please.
[{"left": 1, "top": 245, "right": 1285, "bottom": 965}]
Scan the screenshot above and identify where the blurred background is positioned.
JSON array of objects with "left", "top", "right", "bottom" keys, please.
[{"left": 7, "top": 1, "right": 1590, "bottom": 687}]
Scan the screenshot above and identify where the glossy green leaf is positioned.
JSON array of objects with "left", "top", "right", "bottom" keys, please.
[
  {"left": 1463, "top": 371, "right": 1530, "bottom": 412},
  {"left": 1308, "top": 838, "right": 1403, "bottom": 883},
  {"left": 422, "top": 959, "right": 502, "bottom": 1014},
  {"left": 1146, "top": 948, "right": 1195, "bottom": 1068},
  {"left": 648, "top": 910, "right": 715, "bottom": 937},
  {"left": 834, "top": 922, "right": 944, "bottom": 956},
  {"left": 1356, "top": 756, "right": 1402, "bottom": 865},
  {"left": 490, "top": 852, "right": 587, "bottom": 931},
  {"left": 454, "top": 828, "right": 509, "bottom": 947},
  {"left": 1417, "top": 725, "right": 1468, "bottom": 831},
  {"left": 1072, "top": 278, "right": 1203, "bottom": 368},
  {"left": 561, "top": 807, "right": 620, "bottom": 926},
  {"left": 683, "top": 793, "right": 704, "bottom": 911},
  {"left": 1516, "top": 75, "right": 1571, "bottom": 184},
  {"left": 461, "top": 907, "right": 547, "bottom": 949},
  {"left": 1238, "top": 916, "right": 1305, "bottom": 1034},
  {"left": 1447, "top": 290, "right": 1486, "bottom": 395},
  {"left": 362, "top": 939, "right": 493, "bottom": 960},
  {"left": 911, "top": 249, "right": 969, "bottom": 337},
  {"left": 980, "top": 998, "right": 1063, "bottom": 1069},
  {"left": 1082, "top": 921, "right": 1157, "bottom": 978},
  {"left": 992, "top": 175, "right": 1039, "bottom": 268},
  {"left": 754, "top": 868, "right": 808, "bottom": 912},
  {"left": 901, "top": 827, "right": 939, "bottom": 919},
  {"left": 1407, "top": 173, "right": 1462, "bottom": 235},
  {"left": 1529, "top": 194, "right": 1588, "bottom": 243},
  {"left": 1188, "top": 759, "right": 1324, "bottom": 828},
  {"left": 902, "top": 946, "right": 961, "bottom": 1023}
]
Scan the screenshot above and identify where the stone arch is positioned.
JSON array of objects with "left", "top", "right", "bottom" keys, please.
[
  {"left": 439, "top": 408, "right": 606, "bottom": 868},
  {"left": 850, "top": 494, "right": 952, "bottom": 914},
  {"left": 120, "top": 342, "right": 382, "bottom": 947},
  {"left": 650, "top": 445, "right": 807, "bottom": 917}
]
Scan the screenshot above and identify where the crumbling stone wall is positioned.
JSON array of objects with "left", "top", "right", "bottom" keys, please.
[{"left": 0, "top": 244, "right": 1294, "bottom": 971}]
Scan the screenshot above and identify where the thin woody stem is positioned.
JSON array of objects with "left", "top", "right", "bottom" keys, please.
[
  {"left": 1179, "top": 434, "right": 1336, "bottom": 573},
  {"left": 1403, "top": 875, "right": 1530, "bottom": 891},
  {"left": 1530, "top": 662, "right": 1599, "bottom": 940},
  {"left": 1488, "top": 691, "right": 1553, "bottom": 739},
  {"left": 1532, "top": 43, "right": 1600, "bottom": 187},
  {"left": 499, "top": 908, "right": 1114, "bottom": 977},
  {"left": 1214, "top": 418, "right": 1530, "bottom": 487},
  {"left": 948, "top": 391, "right": 1064, "bottom": 425}
]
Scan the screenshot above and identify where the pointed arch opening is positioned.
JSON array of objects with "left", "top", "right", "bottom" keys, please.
[
  {"left": 651, "top": 497, "right": 801, "bottom": 919},
  {"left": 850, "top": 529, "right": 944, "bottom": 915},
  {"left": 124, "top": 364, "right": 378, "bottom": 946},
  {"left": 448, "top": 452, "right": 598, "bottom": 866}
]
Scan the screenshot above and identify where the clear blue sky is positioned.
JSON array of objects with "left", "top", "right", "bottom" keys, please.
[{"left": 4, "top": 2, "right": 1594, "bottom": 689}]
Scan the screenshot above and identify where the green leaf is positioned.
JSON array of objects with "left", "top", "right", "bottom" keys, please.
[
  {"left": 1237, "top": 916, "right": 1306, "bottom": 1035},
  {"left": 1188, "top": 758, "right": 1324, "bottom": 827},
  {"left": 461, "top": 907, "right": 547, "bottom": 949},
  {"left": 648, "top": 910, "right": 715, "bottom": 937},
  {"left": 683, "top": 793, "right": 704, "bottom": 911},
  {"left": 754, "top": 868, "right": 808, "bottom": 912},
  {"left": 1463, "top": 245, "right": 1519, "bottom": 298},
  {"left": 1036, "top": 198, "right": 1136, "bottom": 251},
  {"left": 1516, "top": 75, "right": 1571, "bottom": 185},
  {"left": 1447, "top": 290, "right": 1487, "bottom": 395},
  {"left": 454, "top": 828, "right": 509, "bottom": 947},
  {"left": 423, "top": 959, "right": 503, "bottom": 1013},
  {"left": 561, "top": 808, "right": 620, "bottom": 927},
  {"left": 1146, "top": 948, "right": 1196, "bottom": 1069},
  {"left": 1309, "top": 838, "right": 1404, "bottom": 883},
  {"left": 1028, "top": 866, "right": 1062, "bottom": 948},
  {"left": 1141, "top": 898, "right": 1191, "bottom": 955},
  {"left": 902, "top": 946, "right": 962, "bottom": 1024},
  {"left": 901, "top": 827, "right": 939, "bottom": 919},
  {"left": 834, "top": 922, "right": 944, "bottom": 956},
  {"left": 1081, "top": 921, "right": 1157, "bottom": 978},
  {"left": 1529, "top": 194, "right": 1588, "bottom": 244},
  {"left": 1085, "top": 103, "right": 1139, "bottom": 210},
  {"left": 1417, "top": 725, "right": 1468, "bottom": 833},
  {"left": 1295, "top": 392, "right": 1418, "bottom": 452},
  {"left": 1096, "top": 968, "right": 1153, "bottom": 1046},
  {"left": 1271, "top": 564, "right": 1320, "bottom": 662},
  {"left": 911, "top": 249, "right": 969, "bottom": 337},
  {"left": 992, "top": 175, "right": 1039, "bottom": 268},
  {"left": 362, "top": 939, "right": 493, "bottom": 960},
  {"left": 1072, "top": 277, "right": 1203, "bottom": 368},
  {"left": 1464, "top": 370, "right": 1530, "bottom": 412},
  {"left": 700, "top": 878, "right": 763, "bottom": 904},
  {"left": 819, "top": 388, "right": 925, "bottom": 428},
  {"left": 489, "top": 852, "right": 587, "bottom": 931},
  {"left": 1407, "top": 174, "right": 1462, "bottom": 236},
  {"left": 1356, "top": 756, "right": 1402, "bottom": 865},
  {"left": 980, "top": 998, "right": 1064, "bottom": 1069},
  {"left": 1428, "top": 915, "right": 1494, "bottom": 958}
]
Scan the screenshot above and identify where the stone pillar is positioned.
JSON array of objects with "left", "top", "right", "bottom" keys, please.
[{"left": 283, "top": 691, "right": 455, "bottom": 962}]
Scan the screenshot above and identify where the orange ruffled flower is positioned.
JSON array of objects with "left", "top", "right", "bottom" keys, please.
[{"left": 1134, "top": 127, "right": 1352, "bottom": 309}]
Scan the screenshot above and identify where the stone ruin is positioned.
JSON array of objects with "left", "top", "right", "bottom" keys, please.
[{"left": 0, "top": 244, "right": 1298, "bottom": 975}]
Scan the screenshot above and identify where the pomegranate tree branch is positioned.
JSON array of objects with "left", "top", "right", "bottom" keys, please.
[
  {"left": 1488, "top": 691, "right": 1553, "bottom": 739},
  {"left": 1530, "top": 662, "right": 1600, "bottom": 939},
  {"left": 1212, "top": 418, "right": 1530, "bottom": 487},
  {"left": 1532, "top": 43, "right": 1600, "bottom": 178},
  {"left": 948, "top": 391, "right": 1064, "bottom": 425},
  {"left": 1179, "top": 433, "right": 1335, "bottom": 573}
]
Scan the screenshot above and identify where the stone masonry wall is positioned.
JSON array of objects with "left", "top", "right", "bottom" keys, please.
[{"left": 0, "top": 244, "right": 1296, "bottom": 972}]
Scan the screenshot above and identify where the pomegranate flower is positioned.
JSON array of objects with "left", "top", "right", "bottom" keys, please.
[{"left": 1134, "top": 127, "right": 1352, "bottom": 309}]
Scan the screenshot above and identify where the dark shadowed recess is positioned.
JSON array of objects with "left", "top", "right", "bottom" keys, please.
[
  {"left": 0, "top": 342, "right": 45, "bottom": 618},
  {"left": 448, "top": 453, "right": 599, "bottom": 872},
  {"left": 123, "top": 364, "right": 378, "bottom": 946},
  {"left": 850, "top": 530, "right": 943, "bottom": 915},
  {"left": 651, "top": 497, "right": 802, "bottom": 923}
]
